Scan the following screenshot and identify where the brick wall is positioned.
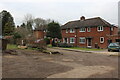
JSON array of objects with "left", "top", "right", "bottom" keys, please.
[
  {"left": 62, "top": 26, "right": 119, "bottom": 48},
  {"left": 34, "top": 30, "right": 45, "bottom": 39}
]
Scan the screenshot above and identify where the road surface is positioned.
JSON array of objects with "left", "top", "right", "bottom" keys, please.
[{"left": 2, "top": 48, "right": 118, "bottom": 78}]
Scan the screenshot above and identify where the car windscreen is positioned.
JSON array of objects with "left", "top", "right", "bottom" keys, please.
[{"left": 109, "top": 43, "right": 119, "bottom": 46}]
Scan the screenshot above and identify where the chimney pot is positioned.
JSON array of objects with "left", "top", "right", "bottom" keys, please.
[{"left": 80, "top": 16, "right": 85, "bottom": 21}]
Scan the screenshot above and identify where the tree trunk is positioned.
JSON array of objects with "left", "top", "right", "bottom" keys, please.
[{"left": 2, "top": 39, "right": 8, "bottom": 51}]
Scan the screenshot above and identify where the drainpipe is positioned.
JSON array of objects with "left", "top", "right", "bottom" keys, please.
[{"left": 75, "top": 28, "right": 78, "bottom": 47}]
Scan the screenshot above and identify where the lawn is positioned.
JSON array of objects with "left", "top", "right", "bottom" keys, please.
[
  {"left": 7, "top": 44, "right": 18, "bottom": 49},
  {"left": 64, "top": 47, "right": 104, "bottom": 51}
]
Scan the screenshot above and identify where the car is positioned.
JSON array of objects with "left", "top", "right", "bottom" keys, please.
[
  {"left": 108, "top": 43, "right": 120, "bottom": 52},
  {"left": 0, "top": 35, "right": 2, "bottom": 39}
]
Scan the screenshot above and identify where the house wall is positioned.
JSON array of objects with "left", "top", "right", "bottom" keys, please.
[
  {"left": 34, "top": 30, "right": 44, "bottom": 39},
  {"left": 62, "top": 26, "right": 119, "bottom": 48}
]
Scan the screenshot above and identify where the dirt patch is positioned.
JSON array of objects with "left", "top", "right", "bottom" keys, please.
[
  {"left": 2, "top": 48, "right": 118, "bottom": 78},
  {"left": 48, "top": 66, "right": 114, "bottom": 78},
  {"left": 2, "top": 49, "right": 73, "bottom": 78}
]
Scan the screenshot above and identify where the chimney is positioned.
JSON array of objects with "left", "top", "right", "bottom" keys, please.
[{"left": 80, "top": 16, "right": 85, "bottom": 21}]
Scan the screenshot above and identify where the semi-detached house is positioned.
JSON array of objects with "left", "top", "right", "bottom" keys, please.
[{"left": 61, "top": 16, "right": 119, "bottom": 48}]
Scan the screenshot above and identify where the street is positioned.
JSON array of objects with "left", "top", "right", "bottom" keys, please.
[{"left": 2, "top": 48, "right": 118, "bottom": 78}]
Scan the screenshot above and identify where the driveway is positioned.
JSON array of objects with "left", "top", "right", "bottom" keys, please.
[{"left": 2, "top": 48, "right": 118, "bottom": 78}]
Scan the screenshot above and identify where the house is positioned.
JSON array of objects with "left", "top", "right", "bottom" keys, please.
[
  {"left": 61, "top": 16, "right": 119, "bottom": 48},
  {"left": 34, "top": 25, "right": 47, "bottom": 39}
]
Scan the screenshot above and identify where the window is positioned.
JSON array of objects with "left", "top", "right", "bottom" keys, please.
[
  {"left": 79, "top": 37, "right": 86, "bottom": 44},
  {"left": 44, "top": 36, "right": 46, "bottom": 38},
  {"left": 98, "top": 26, "right": 103, "bottom": 31},
  {"left": 63, "top": 38, "right": 68, "bottom": 43},
  {"left": 70, "top": 37, "right": 75, "bottom": 43},
  {"left": 44, "top": 30, "right": 46, "bottom": 32},
  {"left": 100, "top": 37, "right": 104, "bottom": 43},
  {"left": 70, "top": 29, "right": 75, "bottom": 33},
  {"left": 80, "top": 27, "right": 85, "bottom": 32},
  {"left": 87, "top": 27, "right": 91, "bottom": 32},
  {"left": 44, "top": 29, "right": 47, "bottom": 32},
  {"left": 111, "top": 27, "right": 113, "bottom": 31},
  {"left": 66, "top": 29, "right": 68, "bottom": 33}
]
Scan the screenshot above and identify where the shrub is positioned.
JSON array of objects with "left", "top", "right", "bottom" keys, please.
[
  {"left": 44, "top": 38, "right": 50, "bottom": 44},
  {"left": 58, "top": 43, "right": 73, "bottom": 47}
]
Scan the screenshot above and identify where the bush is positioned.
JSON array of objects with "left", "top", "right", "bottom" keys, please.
[
  {"left": 44, "top": 38, "right": 50, "bottom": 44},
  {"left": 58, "top": 43, "right": 73, "bottom": 48},
  {"left": 27, "top": 40, "right": 47, "bottom": 51},
  {"left": 47, "top": 44, "right": 52, "bottom": 48}
]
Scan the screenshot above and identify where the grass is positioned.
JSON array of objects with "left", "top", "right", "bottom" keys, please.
[
  {"left": 47, "top": 44, "right": 52, "bottom": 48},
  {"left": 64, "top": 47, "right": 104, "bottom": 51},
  {"left": 7, "top": 44, "right": 18, "bottom": 49}
]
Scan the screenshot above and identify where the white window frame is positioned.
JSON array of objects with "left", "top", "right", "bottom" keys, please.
[
  {"left": 87, "top": 27, "right": 91, "bottom": 32},
  {"left": 111, "top": 27, "right": 113, "bottom": 31},
  {"left": 44, "top": 36, "right": 46, "bottom": 38},
  {"left": 100, "top": 37, "right": 104, "bottom": 43},
  {"left": 44, "top": 30, "right": 46, "bottom": 32},
  {"left": 79, "top": 37, "right": 86, "bottom": 44},
  {"left": 97, "top": 26, "right": 103, "bottom": 31},
  {"left": 66, "top": 29, "right": 68, "bottom": 33},
  {"left": 63, "top": 38, "right": 69, "bottom": 43},
  {"left": 70, "top": 29, "right": 75, "bottom": 33},
  {"left": 70, "top": 37, "right": 75, "bottom": 43},
  {"left": 44, "top": 29, "right": 47, "bottom": 32},
  {"left": 80, "top": 27, "right": 86, "bottom": 32}
]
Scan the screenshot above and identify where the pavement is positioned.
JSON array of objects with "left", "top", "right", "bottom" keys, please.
[{"left": 51, "top": 47, "right": 119, "bottom": 56}]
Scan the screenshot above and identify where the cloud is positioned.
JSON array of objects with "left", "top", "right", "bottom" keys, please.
[{"left": 0, "top": 0, "right": 119, "bottom": 26}]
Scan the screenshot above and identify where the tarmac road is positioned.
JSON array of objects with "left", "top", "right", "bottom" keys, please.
[{"left": 2, "top": 48, "right": 118, "bottom": 78}]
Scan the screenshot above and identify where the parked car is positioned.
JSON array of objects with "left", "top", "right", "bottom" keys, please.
[{"left": 108, "top": 43, "right": 120, "bottom": 52}]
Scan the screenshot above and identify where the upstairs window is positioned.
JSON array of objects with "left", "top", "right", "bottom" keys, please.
[
  {"left": 111, "top": 27, "right": 113, "bottom": 31},
  {"left": 44, "top": 29, "right": 47, "bottom": 32},
  {"left": 66, "top": 29, "right": 68, "bottom": 33},
  {"left": 44, "top": 30, "right": 46, "bottom": 32},
  {"left": 87, "top": 27, "right": 91, "bottom": 32},
  {"left": 70, "top": 29, "right": 75, "bottom": 33},
  {"left": 80, "top": 27, "right": 85, "bottom": 32},
  {"left": 98, "top": 26, "right": 103, "bottom": 31}
]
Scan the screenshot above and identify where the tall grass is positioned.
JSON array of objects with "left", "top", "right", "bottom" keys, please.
[{"left": 7, "top": 44, "right": 18, "bottom": 49}]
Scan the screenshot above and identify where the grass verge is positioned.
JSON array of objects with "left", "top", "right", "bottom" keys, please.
[
  {"left": 64, "top": 47, "right": 105, "bottom": 51},
  {"left": 7, "top": 44, "right": 18, "bottom": 49}
]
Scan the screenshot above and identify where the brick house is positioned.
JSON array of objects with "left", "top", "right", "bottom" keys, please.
[
  {"left": 34, "top": 25, "right": 47, "bottom": 39},
  {"left": 61, "top": 16, "right": 119, "bottom": 48}
]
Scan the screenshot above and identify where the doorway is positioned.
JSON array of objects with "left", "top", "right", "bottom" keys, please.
[{"left": 87, "top": 38, "right": 92, "bottom": 48}]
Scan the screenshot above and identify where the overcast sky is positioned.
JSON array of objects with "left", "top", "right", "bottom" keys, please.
[{"left": 0, "top": 0, "right": 119, "bottom": 26}]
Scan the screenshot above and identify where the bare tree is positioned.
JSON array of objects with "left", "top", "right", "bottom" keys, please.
[
  {"left": 46, "top": 19, "right": 53, "bottom": 24},
  {"left": 23, "top": 14, "right": 34, "bottom": 31},
  {"left": 24, "top": 14, "right": 34, "bottom": 23},
  {"left": 34, "top": 18, "right": 46, "bottom": 28}
]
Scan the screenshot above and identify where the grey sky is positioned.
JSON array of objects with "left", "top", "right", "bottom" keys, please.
[{"left": 0, "top": 0, "right": 119, "bottom": 26}]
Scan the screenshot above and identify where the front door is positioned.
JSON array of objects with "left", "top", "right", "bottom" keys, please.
[
  {"left": 87, "top": 38, "right": 92, "bottom": 48},
  {"left": 64, "top": 38, "right": 68, "bottom": 43}
]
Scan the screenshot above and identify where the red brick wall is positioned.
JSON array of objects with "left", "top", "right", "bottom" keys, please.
[
  {"left": 34, "top": 30, "right": 45, "bottom": 39},
  {"left": 62, "top": 27, "right": 119, "bottom": 48}
]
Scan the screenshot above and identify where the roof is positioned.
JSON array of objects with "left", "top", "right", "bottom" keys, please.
[
  {"left": 61, "top": 17, "right": 113, "bottom": 29},
  {"left": 34, "top": 25, "right": 47, "bottom": 31}
]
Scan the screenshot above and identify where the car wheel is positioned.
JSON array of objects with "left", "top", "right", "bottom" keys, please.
[
  {"left": 119, "top": 49, "right": 120, "bottom": 52},
  {"left": 108, "top": 49, "right": 110, "bottom": 52}
]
